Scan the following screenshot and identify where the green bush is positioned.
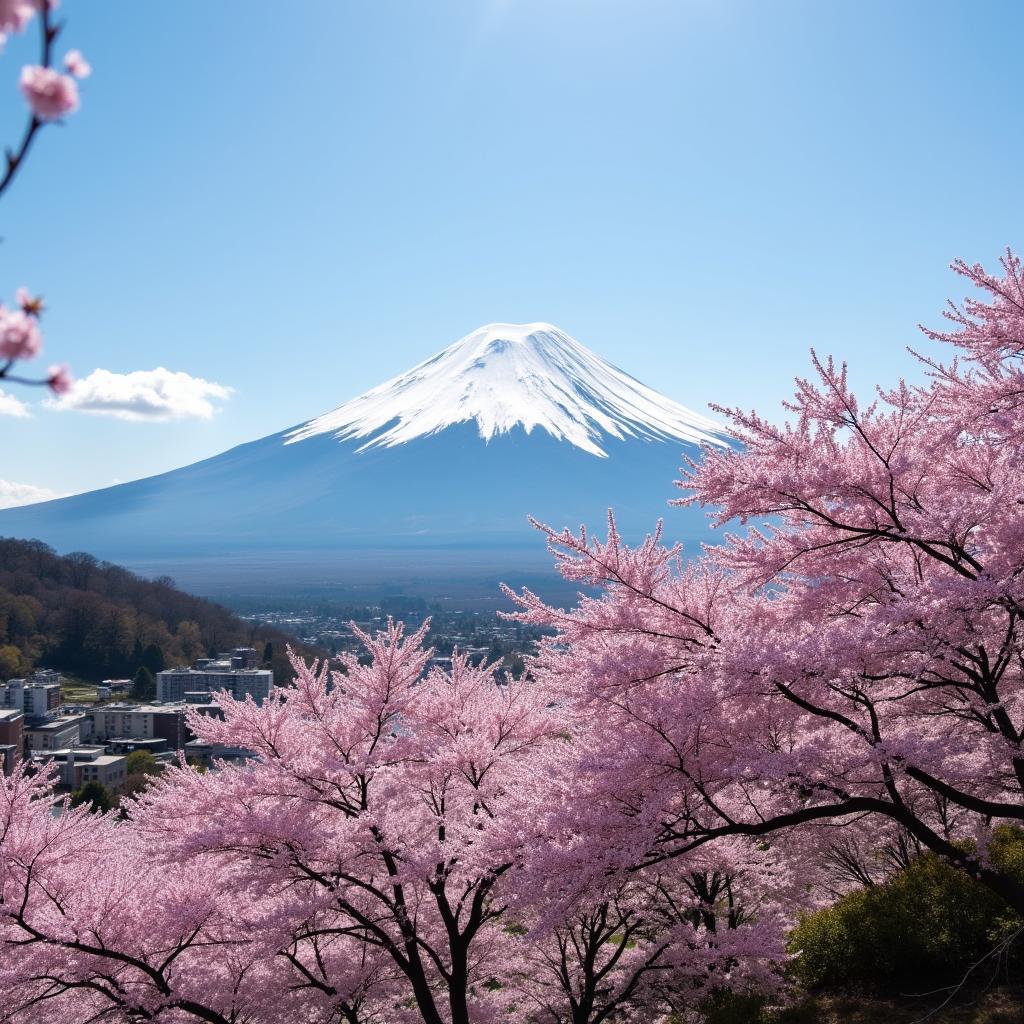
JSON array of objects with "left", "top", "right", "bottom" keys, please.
[
  {"left": 125, "top": 749, "right": 160, "bottom": 776},
  {"left": 70, "top": 780, "right": 115, "bottom": 813},
  {"left": 789, "top": 828, "right": 1024, "bottom": 994}
]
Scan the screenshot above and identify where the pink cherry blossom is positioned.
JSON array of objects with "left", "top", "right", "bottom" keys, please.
[
  {"left": 0, "top": 766, "right": 297, "bottom": 1024},
  {"left": 0, "top": 308, "right": 41, "bottom": 359},
  {"left": 506, "top": 248, "right": 1024, "bottom": 921},
  {"left": 0, "top": 0, "right": 35, "bottom": 35},
  {"left": 63, "top": 47, "right": 90, "bottom": 78},
  {"left": 46, "top": 362, "right": 70, "bottom": 393},
  {"left": 19, "top": 64, "right": 78, "bottom": 120},
  {"left": 0, "top": 616, "right": 790, "bottom": 1023}
]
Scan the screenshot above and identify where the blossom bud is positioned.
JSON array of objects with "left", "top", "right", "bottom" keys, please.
[
  {"left": 46, "top": 363, "right": 71, "bottom": 394},
  {"left": 63, "top": 49, "right": 90, "bottom": 79}
]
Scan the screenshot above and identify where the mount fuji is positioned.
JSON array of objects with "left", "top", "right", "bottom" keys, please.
[{"left": 0, "top": 324, "right": 731, "bottom": 599}]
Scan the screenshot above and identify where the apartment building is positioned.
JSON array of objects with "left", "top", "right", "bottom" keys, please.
[
  {"left": 0, "top": 678, "right": 62, "bottom": 718},
  {"left": 156, "top": 666, "right": 272, "bottom": 705},
  {"left": 45, "top": 746, "right": 128, "bottom": 790},
  {"left": 24, "top": 715, "right": 85, "bottom": 753},
  {"left": 88, "top": 703, "right": 190, "bottom": 750}
]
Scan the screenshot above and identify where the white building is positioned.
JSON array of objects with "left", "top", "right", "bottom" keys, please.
[
  {"left": 24, "top": 715, "right": 84, "bottom": 753},
  {"left": 156, "top": 667, "right": 272, "bottom": 705},
  {"left": 88, "top": 702, "right": 192, "bottom": 750},
  {"left": 44, "top": 746, "right": 127, "bottom": 790},
  {"left": 0, "top": 678, "right": 62, "bottom": 719}
]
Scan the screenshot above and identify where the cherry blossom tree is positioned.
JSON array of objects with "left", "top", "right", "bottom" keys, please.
[
  {"left": 131, "top": 622, "right": 565, "bottom": 1024},
  {"left": 0, "top": 766, "right": 295, "bottom": 1024},
  {"left": 502, "top": 850, "right": 790, "bottom": 1024},
  {"left": 0, "top": 618, "right": 793, "bottom": 1023},
  {"left": 0, "top": 623, "right": 526, "bottom": 1024},
  {"left": 509, "top": 249, "right": 1024, "bottom": 918}
]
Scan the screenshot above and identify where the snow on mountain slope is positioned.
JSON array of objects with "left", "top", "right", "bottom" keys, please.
[{"left": 286, "top": 322, "right": 728, "bottom": 457}]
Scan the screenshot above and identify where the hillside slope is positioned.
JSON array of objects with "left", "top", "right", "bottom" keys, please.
[{"left": 0, "top": 538, "right": 322, "bottom": 682}]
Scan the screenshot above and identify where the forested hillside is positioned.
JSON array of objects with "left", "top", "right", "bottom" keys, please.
[{"left": 0, "top": 538, "right": 321, "bottom": 683}]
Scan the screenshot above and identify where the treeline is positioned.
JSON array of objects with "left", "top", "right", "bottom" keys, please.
[{"left": 0, "top": 538, "right": 323, "bottom": 683}]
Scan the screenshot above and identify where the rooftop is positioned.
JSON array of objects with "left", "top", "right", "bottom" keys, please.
[
  {"left": 97, "top": 701, "right": 212, "bottom": 714},
  {"left": 46, "top": 748, "right": 125, "bottom": 766},
  {"left": 26, "top": 715, "right": 86, "bottom": 732}
]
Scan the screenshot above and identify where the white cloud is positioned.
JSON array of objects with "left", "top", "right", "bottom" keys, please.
[
  {"left": 49, "top": 367, "right": 232, "bottom": 421},
  {"left": 0, "top": 388, "right": 30, "bottom": 418},
  {"left": 0, "top": 479, "right": 67, "bottom": 509}
]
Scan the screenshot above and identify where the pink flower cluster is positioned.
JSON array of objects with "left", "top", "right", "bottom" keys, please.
[
  {"left": 0, "top": 0, "right": 36, "bottom": 37},
  {"left": 0, "top": 1, "right": 61, "bottom": 51},
  {"left": 47, "top": 362, "right": 71, "bottom": 393},
  {"left": 3, "top": 0, "right": 89, "bottom": 122},
  {"left": 0, "top": 288, "right": 72, "bottom": 393},
  {"left": 19, "top": 64, "right": 78, "bottom": 120},
  {"left": 0, "top": 307, "right": 40, "bottom": 360},
  {"left": 64, "top": 48, "right": 89, "bottom": 78},
  {"left": 0, "top": 6, "right": 84, "bottom": 395}
]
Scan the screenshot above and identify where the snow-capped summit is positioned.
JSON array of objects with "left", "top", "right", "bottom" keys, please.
[{"left": 286, "top": 322, "right": 727, "bottom": 457}]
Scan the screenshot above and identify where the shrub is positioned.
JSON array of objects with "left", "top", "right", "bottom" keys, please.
[
  {"left": 789, "top": 828, "right": 1024, "bottom": 994},
  {"left": 124, "top": 749, "right": 160, "bottom": 776},
  {"left": 70, "top": 780, "right": 115, "bottom": 813}
]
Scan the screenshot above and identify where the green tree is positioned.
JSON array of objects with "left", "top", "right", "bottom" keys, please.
[
  {"left": 124, "top": 749, "right": 159, "bottom": 777},
  {"left": 7, "top": 596, "right": 40, "bottom": 640},
  {"left": 141, "top": 643, "right": 165, "bottom": 674},
  {"left": 176, "top": 620, "right": 203, "bottom": 662},
  {"left": 70, "top": 781, "right": 114, "bottom": 813},
  {"left": 120, "top": 775, "right": 147, "bottom": 799},
  {"left": 262, "top": 640, "right": 274, "bottom": 665},
  {"left": 0, "top": 643, "right": 25, "bottom": 680},
  {"left": 131, "top": 665, "right": 155, "bottom": 700}
]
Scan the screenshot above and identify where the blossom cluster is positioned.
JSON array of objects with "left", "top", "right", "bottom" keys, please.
[
  {"left": 3, "top": 3, "right": 89, "bottom": 121},
  {"left": 0, "top": 288, "right": 70, "bottom": 392}
]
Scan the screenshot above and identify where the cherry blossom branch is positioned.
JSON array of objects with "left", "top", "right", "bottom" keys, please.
[
  {"left": 0, "top": 291, "right": 69, "bottom": 391},
  {"left": 0, "top": 2, "right": 58, "bottom": 202},
  {"left": 0, "top": 3, "right": 89, "bottom": 395}
]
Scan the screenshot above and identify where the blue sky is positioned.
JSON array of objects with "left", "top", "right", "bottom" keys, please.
[{"left": 1, "top": 0, "right": 1022, "bottom": 501}]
